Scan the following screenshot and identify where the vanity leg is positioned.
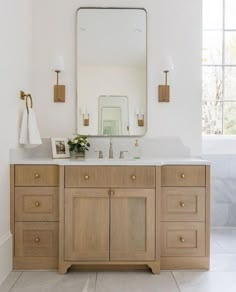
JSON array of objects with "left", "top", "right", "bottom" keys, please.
[
  {"left": 59, "top": 263, "right": 71, "bottom": 275},
  {"left": 148, "top": 262, "right": 160, "bottom": 275}
]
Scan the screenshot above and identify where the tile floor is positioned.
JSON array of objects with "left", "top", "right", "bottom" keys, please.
[{"left": 1, "top": 229, "right": 236, "bottom": 292}]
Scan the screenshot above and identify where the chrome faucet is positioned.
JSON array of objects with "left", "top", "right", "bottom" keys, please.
[{"left": 109, "top": 139, "right": 114, "bottom": 159}]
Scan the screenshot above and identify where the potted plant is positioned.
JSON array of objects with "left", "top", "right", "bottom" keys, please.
[{"left": 67, "top": 134, "right": 90, "bottom": 159}]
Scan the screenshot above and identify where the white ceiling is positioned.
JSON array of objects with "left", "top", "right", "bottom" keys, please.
[{"left": 77, "top": 8, "right": 146, "bottom": 67}]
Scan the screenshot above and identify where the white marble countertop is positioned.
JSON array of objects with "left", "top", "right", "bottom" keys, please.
[{"left": 10, "top": 157, "right": 210, "bottom": 166}]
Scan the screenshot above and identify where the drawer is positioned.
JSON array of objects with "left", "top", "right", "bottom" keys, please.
[
  {"left": 161, "top": 187, "right": 205, "bottom": 221},
  {"left": 161, "top": 222, "right": 205, "bottom": 257},
  {"left": 15, "top": 222, "right": 58, "bottom": 257},
  {"left": 15, "top": 187, "right": 59, "bottom": 222},
  {"left": 15, "top": 165, "right": 59, "bottom": 187},
  {"left": 65, "top": 166, "right": 110, "bottom": 187},
  {"left": 110, "top": 166, "right": 155, "bottom": 188},
  {"left": 161, "top": 166, "right": 205, "bottom": 187}
]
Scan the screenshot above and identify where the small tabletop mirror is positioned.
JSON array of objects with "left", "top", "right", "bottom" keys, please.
[{"left": 76, "top": 8, "right": 147, "bottom": 136}]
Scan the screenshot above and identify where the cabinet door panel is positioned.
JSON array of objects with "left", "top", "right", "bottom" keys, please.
[
  {"left": 110, "top": 189, "right": 155, "bottom": 261},
  {"left": 65, "top": 189, "right": 109, "bottom": 261}
]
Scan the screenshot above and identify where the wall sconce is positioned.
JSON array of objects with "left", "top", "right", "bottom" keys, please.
[
  {"left": 52, "top": 56, "right": 65, "bottom": 102},
  {"left": 81, "top": 106, "right": 89, "bottom": 126},
  {"left": 158, "top": 56, "right": 174, "bottom": 102},
  {"left": 136, "top": 108, "right": 144, "bottom": 127}
]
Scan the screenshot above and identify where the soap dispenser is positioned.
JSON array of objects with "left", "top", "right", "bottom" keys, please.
[{"left": 132, "top": 139, "right": 142, "bottom": 159}]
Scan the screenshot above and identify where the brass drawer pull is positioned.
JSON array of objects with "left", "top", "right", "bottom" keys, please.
[
  {"left": 35, "top": 174, "right": 40, "bottom": 179},
  {"left": 180, "top": 237, "right": 185, "bottom": 243},
  {"left": 131, "top": 175, "right": 136, "bottom": 180},
  {"left": 110, "top": 190, "right": 115, "bottom": 196},
  {"left": 84, "top": 175, "right": 89, "bottom": 180},
  {"left": 180, "top": 173, "right": 185, "bottom": 179},
  {"left": 35, "top": 237, "right": 40, "bottom": 243},
  {"left": 35, "top": 202, "right": 40, "bottom": 207},
  {"left": 180, "top": 202, "right": 185, "bottom": 207}
]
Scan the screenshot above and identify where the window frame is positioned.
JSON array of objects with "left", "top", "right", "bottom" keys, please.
[{"left": 202, "top": 0, "right": 236, "bottom": 135}]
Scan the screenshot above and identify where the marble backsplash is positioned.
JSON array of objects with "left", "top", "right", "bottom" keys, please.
[
  {"left": 203, "top": 154, "right": 236, "bottom": 227},
  {"left": 11, "top": 137, "right": 191, "bottom": 161}
]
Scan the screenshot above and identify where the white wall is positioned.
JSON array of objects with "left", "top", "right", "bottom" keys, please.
[
  {"left": 31, "top": 0, "right": 202, "bottom": 156},
  {"left": 0, "top": 0, "right": 32, "bottom": 284}
]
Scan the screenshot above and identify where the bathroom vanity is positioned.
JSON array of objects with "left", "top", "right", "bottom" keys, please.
[{"left": 10, "top": 159, "right": 210, "bottom": 274}]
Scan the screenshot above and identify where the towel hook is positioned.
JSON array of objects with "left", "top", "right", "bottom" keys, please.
[{"left": 20, "top": 90, "right": 33, "bottom": 113}]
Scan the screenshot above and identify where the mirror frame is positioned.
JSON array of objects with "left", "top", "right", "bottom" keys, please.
[{"left": 76, "top": 7, "right": 148, "bottom": 137}]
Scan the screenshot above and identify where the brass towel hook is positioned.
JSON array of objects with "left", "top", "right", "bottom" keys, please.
[{"left": 20, "top": 90, "right": 33, "bottom": 113}]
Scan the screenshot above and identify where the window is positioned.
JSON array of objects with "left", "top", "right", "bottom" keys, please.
[{"left": 202, "top": 0, "right": 236, "bottom": 135}]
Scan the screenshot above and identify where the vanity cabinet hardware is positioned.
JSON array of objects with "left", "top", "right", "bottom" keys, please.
[
  {"left": 131, "top": 175, "right": 136, "bottom": 180},
  {"left": 180, "top": 202, "right": 185, "bottom": 207},
  {"left": 35, "top": 237, "right": 40, "bottom": 243},
  {"left": 35, "top": 202, "right": 40, "bottom": 207},
  {"left": 84, "top": 175, "right": 89, "bottom": 180},
  {"left": 179, "top": 237, "right": 185, "bottom": 243},
  {"left": 109, "top": 190, "right": 115, "bottom": 196},
  {"left": 180, "top": 173, "right": 185, "bottom": 179},
  {"left": 35, "top": 174, "right": 40, "bottom": 179}
]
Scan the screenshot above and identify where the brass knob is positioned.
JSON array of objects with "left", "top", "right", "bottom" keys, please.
[
  {"left": 84, "top": 175, "right": 89, "bottom": 180},
  {"left": 35, "top": 202, "right": 40, "bottom": 207},
  {"left": 180, "top": 237, "right": 185, "bottom": 243},
  {"left": 110, "top": 191, "right": 114, "bottom": 196},
  {"left": 35, "top": 174, "right": 40, "bottom": 179},
  {"left": 180, "top": 173, "right": 185, "bottom": 179},
  {"left": 180, "top": 202, "right": 185, "bottom": 207},
  {"left": 131, "top": 175, "right": 136, "bottom": 180},
  {"left": 35, "top": 237, "right": 40, "bottom": 243}
]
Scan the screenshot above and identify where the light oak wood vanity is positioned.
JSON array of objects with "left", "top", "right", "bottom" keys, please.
[{"left": 10, "top": 160, "right": 210, "bottom": 274}]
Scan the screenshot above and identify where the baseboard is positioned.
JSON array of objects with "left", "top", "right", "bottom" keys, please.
[
  {"left": 211, "top": 227, "right": 236, "bottom": 230},
  {"left": 0, "top": 231, "right": 12, "bottom": 285}
]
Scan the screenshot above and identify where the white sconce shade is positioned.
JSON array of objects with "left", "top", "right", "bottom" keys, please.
[
  {"left": 161, "top": 56, "right": 174, "bottom": 72},
  {"left": 52, "top": 56, "right": 65, "bottom": 72},
  {"left": 81, "top": 105, "right": 88, "bottom": 114}
]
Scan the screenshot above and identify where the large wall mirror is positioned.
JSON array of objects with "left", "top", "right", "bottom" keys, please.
[{"left": 76, "top": 8, "right": 147, "bottom": 136}]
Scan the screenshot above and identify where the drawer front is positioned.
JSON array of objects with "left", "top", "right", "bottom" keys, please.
[
  {"left": 65, "top": 166, "right": 110, "bottom": 187},
  {"left": 15, "top": 165, "right": 59, "bottom": 187},
  {"left": 15, "top": 187, "right": 59, "bottom": 221},
  {"left": 110, "top": 166, "right": 155, "bottom": 188},
  {"left": 15, "top": 222, "right": 59, "bottom": 257},
  {"left": 161, "top": 187, "right": 205, "bottom": 221},
  {"left": 161, "top": 166, "right": 206, "bottom": 187},
  {"left": 161, "top": 222, "right": 205, "bottom": 257}
]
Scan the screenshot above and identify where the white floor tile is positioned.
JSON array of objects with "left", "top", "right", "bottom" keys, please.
[
  {"left": 95, "top": 271, "right": 180, "bottom": 292},
  {"left": 210, "top": 239, "right": 225, "bottom": 254},
  {"left": 0, "top": 272, "right": 22, "bottom": 292},
  {"left": 211, "top": 229, "right": 236, "bottom": 253},
  {"left": 210, "top": 254, "right": 236, "bottom": 271},
  {"left": 173, "top": 271, "right": 236, "bottom": 292},
  {"left": 10, "top": 271, "right": 96, "bottom": 292}
]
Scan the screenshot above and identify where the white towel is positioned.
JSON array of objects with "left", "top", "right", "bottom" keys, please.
[{"left": 19, "top": 108, "right": 42, "bottom": 146}]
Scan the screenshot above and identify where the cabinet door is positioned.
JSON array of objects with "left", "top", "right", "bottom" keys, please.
[
  {"left": 110, "top": 189, "right": 155, "bottom": 261},
  {"left": 65, "top": 189, "right": 109, "bottom": 261}
]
